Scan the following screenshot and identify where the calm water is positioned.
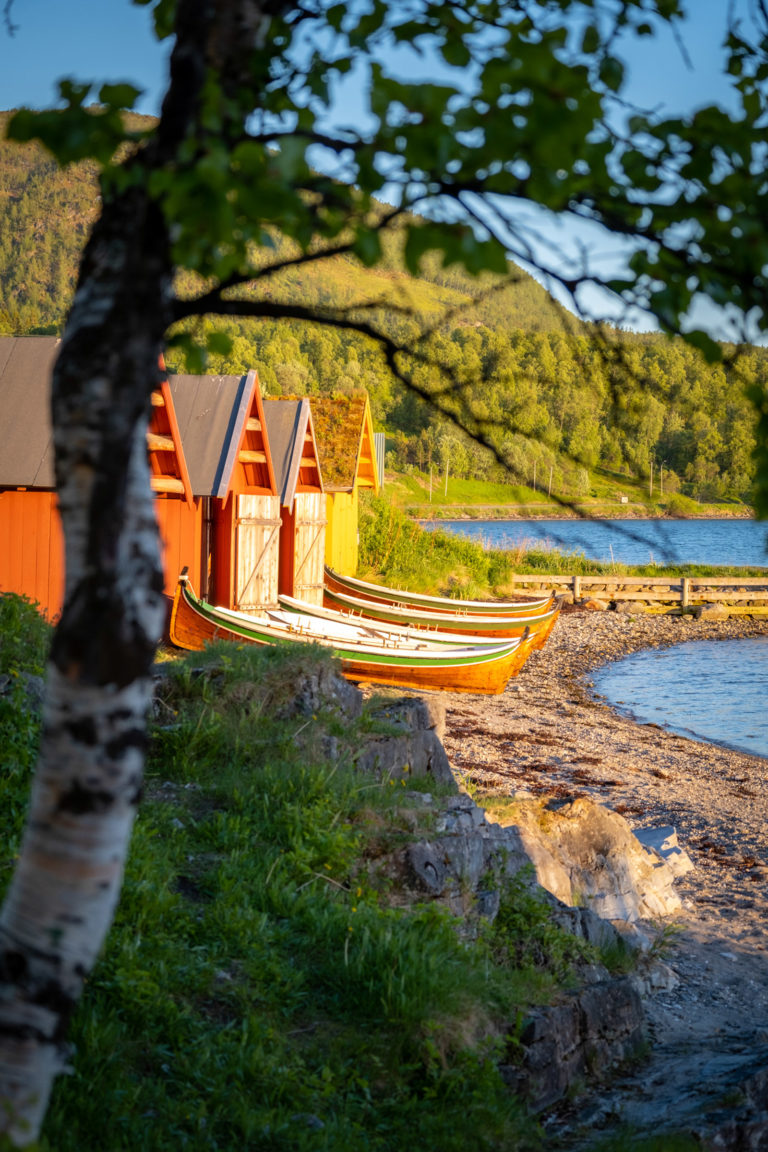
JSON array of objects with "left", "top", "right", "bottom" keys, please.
[
  {"left": 427, "top": 517, "right": 768, "bottom": 568},
  {"left": 593, "top": 638, "right": 768, "bottom": 760},
  {"left": 425, "top": 516, "right": 768, "bottom": 757}
]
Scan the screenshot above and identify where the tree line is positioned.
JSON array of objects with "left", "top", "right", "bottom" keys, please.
[
  {"left": 163, "top": 313, "right": 766, "bottom": 506},
  {"left": 1, "top": 119, "right": 763, "bottom": 507}
]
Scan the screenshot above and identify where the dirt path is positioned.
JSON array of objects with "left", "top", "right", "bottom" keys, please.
[{"left": 440, "top": 606, "right": 768, "bottom": 1145}]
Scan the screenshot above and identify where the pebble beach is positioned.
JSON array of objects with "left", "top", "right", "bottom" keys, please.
[{"left": 440, "top": 606, "right": 768, "bottom": 1137}]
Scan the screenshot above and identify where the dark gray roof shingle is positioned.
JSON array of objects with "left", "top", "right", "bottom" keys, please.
[
  {"left": 0, "top": 336, "right": 60, "bottom": 487},
  {"left": 169, "top": 374, "right": 247, "bottom": 497}
]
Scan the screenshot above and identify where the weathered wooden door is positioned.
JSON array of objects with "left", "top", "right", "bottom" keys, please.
[
  {"left": 292, "top": 492, "right": 327, "bottom": 605},
  {"left": 234, "top": 493, "right": 281, "bottom": 611}
]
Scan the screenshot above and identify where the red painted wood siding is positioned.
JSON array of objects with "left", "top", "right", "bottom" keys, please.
[
  {"left": 155, "top": 496, "right": 203, "bottom": 598},
  {"left": 0, "top": 490, "right": 65, "bottom": 620}
]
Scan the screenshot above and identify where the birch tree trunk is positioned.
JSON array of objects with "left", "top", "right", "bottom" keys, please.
[
  {"left": 0, "top": 187, "right": 173, "bottom": 1144},
  {"left": 0, "top": 3, "right": 291, "bottom": 1137}
]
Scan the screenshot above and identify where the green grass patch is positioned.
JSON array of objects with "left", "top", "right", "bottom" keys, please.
[
  {"left": 0, "top": 637, "right": 608, "bottom": 1150},
  {"left": 389, "top": 471, "right": 549, "bottom": 512},
  {"left": 0, "top": 591, "right": 51, "bottom": 678},
  {"left": 0, "top": 594, "right": 52, "bottom": 875},
  {"left": 384, "top": 464, "right": 752, "bottom": 521}
]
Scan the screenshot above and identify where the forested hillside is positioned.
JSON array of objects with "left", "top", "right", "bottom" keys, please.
[{"left": 1, "top": 111, "right": 764, "bottom": 505}]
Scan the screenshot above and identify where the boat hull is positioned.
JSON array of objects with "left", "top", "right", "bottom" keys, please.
[
  {"left": 324, "top": 565, "right": 556, "bottom": 617},
  {"left": 170, "top": 575, "right": 534, "bottom": 695},
  {"left": 322, "top": 585, "right": 561, "bottom": 648}
]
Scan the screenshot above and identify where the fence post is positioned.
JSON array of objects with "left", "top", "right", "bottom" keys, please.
[
  {"left": 681, "top": 577, "right": 690, "bottom": 608},
  {"left": 573, "top": 575, "right": 581, "bottom": 602}
]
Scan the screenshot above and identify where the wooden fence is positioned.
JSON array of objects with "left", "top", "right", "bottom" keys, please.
[{"left": 509, "top": 574, "right": 768, "bottom": 614}]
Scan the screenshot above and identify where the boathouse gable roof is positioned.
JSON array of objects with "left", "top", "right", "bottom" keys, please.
[
  {"left": 0, "top": 336, "right": 60, "bottom": 488},
  {"left": 170, "top": 369, "right": 277, "bottom": 501},
  {"left": 0, "top": 337, "right": 193, "bottom": 501},
  {"left": 263, "top": 398, "right": 323, "bottom": 511},
  {"left": 309, "top": 393, "right": 379, "bottom": 494},
  {"left": 149, "top": 377, "right": 194, "bottom": 506},
  {"left": 169, "top": 374, "right": 243, "bottom": 497}
]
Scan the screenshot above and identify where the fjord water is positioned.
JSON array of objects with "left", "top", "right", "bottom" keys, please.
[
  {"left": 431, "top": 517, "right": 768, "bottom": 567},
  {"left": 428, "top": 516, "right": 768, "bottom": 757},
  {"left": 593, "top": 638, "right": 768, "bottom": 760}
]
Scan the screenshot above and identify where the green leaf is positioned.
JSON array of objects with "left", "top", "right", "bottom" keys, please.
[
  {"left": 581, "top": 25, "right": 600, "bottom": 55},
  {"left": 98, "top": 83, "right": 143, "bottom": 110},
  {"left": 440, "top": 37, "right": 471, "bottom": 68},
  {"left": 599, "top": 56, "right": 624, "bottom": 92},
  {"left": 133, "top": 0, "right": 177, "bottom": 40},
  {"left": 327, "top": 4, "right": 346, "bottom": 31},
  {"left": 167, "top": 332, "right": 207, "bottom": 374},
  {"left": 353, "top": 229, "right": 382, "bottom": 267},
  {"left": 59, "top": 79, "right": 92, "bottom": 108},
  {"left": 207, "top": 331, "right": 233, "bottom": 358}
]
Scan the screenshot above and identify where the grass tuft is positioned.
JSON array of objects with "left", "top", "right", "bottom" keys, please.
[{"left": 12, "top": 639, "right": 555, "bottom": 1150}]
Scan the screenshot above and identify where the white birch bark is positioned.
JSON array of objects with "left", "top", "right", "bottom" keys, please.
[
  {"left": 0, "top": 409, "right": 165, "bottom": 1144},
  {"left": 0, "top": 2, "right": 290, "bottom": 1141}
]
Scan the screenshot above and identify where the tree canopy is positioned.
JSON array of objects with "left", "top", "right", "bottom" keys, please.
[
  {"left": 2, "top": 0, "right": 768, "bottom": 1143},
  {"left": 2, "top": 123, "right": 763, "bottom": 506}
]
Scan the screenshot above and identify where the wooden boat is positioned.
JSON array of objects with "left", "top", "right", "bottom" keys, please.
[
  {"left": 169, "top": 571, "right": 535, "bottom": 695},
  {"left": 321, "top": 584, "right": 562, "bottom": 647},
  {"left": 277, "top": 594, "right": 524, "bottom": 647},
  {"left": 324, "top": 565, "right": 556, "bottom": 617}
]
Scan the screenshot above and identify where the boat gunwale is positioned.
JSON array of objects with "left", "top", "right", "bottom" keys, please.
[
  {"left": 179, "top": 584, "right": 525, "bottom": 668},
  {"left": 323, "top": 585, "right": 562, "bottom": 634},
  {"left": 325, "top": 565, "right": 555, "bottom": 615}
]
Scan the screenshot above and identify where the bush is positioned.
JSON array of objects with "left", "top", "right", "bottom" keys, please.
[{"left": 0, "top": 592, "right": 51, "bottom": 677}]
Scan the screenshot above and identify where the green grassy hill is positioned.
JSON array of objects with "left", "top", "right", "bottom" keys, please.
[
  {"left": 0, "top": 110, "right": 574, "bottom": 337},
  {"left": 1, "top": 109, "right": 764, "bottom": 511}
]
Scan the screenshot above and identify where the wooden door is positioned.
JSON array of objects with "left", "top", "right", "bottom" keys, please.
[
  {"left": 292, "top": 492, "right": 327, "bottom": 606},
  {"left": 234, "top": 494, "right": 281, "bottom": 611}
]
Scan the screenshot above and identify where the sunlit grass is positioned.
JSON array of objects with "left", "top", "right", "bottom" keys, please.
[{"left": 0, "top": 632, "right": 598, "bottom": 1151}]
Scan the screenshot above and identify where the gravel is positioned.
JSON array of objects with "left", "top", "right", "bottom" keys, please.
[{"left": 438, "top": 605, "right": 768, "bottom": 1141}]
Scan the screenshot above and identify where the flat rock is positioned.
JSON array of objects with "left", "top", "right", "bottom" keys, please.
[{"left": 497, "top": 795, "right": 687, "bottom": 922}]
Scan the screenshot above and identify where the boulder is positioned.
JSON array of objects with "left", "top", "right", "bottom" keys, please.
[
  {"left": 582, "top": 598, "right": 610, "bottom": 611},
  {"left": 355, "top": 694, "right": 454, "bottom": 787},
  {"left": 693, "top": 602, "right": 730, "bottom": 621},
  {"left": 499, "top": 974, "right": 645, "bottom": 1112},
  {"left": 501, "top": 796, "right": 689, "bottom": 922},
  {"left": 369, "top": 790, "right": 533, "bottom": 931},
  {"left": 615, "top": 600, "right": 648, "bottom": 614},
  {"left": 633, "top": 825, "right": 694, "bottom": 878}
]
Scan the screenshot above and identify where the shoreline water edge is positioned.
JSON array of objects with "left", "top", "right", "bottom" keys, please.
[
  {"left": 413, "top": 505, "right": 756, "bottom": 522},
  {"left": 440, "top": 605, "right": 768, "bottom": 1138}
]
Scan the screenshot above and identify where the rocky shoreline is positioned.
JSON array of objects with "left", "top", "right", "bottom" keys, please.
[
  {"left": 440, "top": 606, "right": 768, "bottom": 1145},
  {"left": 411, "top": 504, "right": 755, "bottom": 521}
]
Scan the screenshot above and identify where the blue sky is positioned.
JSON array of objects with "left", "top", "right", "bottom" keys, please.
[
  {"left": 0, "top": 1, "right": 736, "bottom": 118},
  {"left": 0, "top": 0, "right": 752, "bottom": 337},
  {"left": 0, "top": 1, "right": 168, "bottom": 113}
]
